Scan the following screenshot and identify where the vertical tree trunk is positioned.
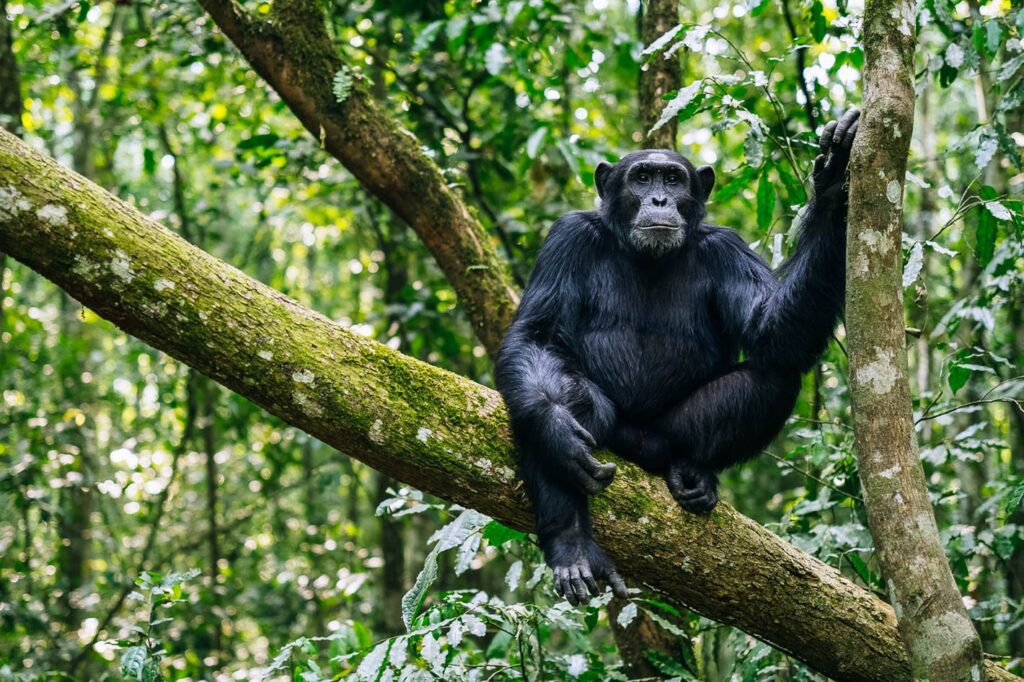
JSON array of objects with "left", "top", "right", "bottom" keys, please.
[
  {"left": 0, "top": 0, "right": 21, "bottom": 135},
  {"left": 845, "top": 0, "right": 984, "bottom": 678},
  {"left": 202, "top": 379, "right": 224, "bottom": 661},
  {"left": 639, "top": 0, "right": 681, "bottom": 149},
  {"left": 0, "top": 0, "right": 21, "bottom": 355}
]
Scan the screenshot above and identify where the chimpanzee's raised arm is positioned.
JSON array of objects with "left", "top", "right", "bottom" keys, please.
[{"left": 715, "top": 109, "right": 859, "bottom": 373}]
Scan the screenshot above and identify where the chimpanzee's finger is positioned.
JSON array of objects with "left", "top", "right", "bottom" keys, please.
[
  {"left": 842, "top": 118, "right": 860, "bottom": 149},
  {"left": 570, "top": 566, "right": 589, "bottom": 604},
  {"left": 572, "top": 420, "right": 597, "bottom": 448},
  {"left": 819, "top": 120, "right": 838, "bottom": 154},
  {"left": 607, "top": 571, "right": 628, "bottom": 599},
  {"left": 833, "top": 109, "right": 860, "bottom": 148},
  {"left": 580, "top": 564, "right": 599, "bottom": 595}
]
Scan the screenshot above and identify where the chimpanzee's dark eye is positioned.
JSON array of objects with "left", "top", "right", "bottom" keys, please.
[
  {"left": 665, "top": 173, "right": 680, "bottom": 185},
  {"left": 637, "top": 172, "right": 651, "bottom": 184}
]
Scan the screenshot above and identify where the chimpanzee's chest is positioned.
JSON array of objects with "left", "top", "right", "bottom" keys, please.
[{"left": 571, "top": 254, "right": 724, "bottom": 416}]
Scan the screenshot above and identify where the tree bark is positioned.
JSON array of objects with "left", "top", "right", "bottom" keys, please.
[
  {"left": 196, "top": 0, "right": 518, "bottom": 357},
  {"left": 0, "top": 129, "right": 1018, "bottom": 682},
  {"left": 0, "top": 0, "right": 21, "bottom": 135},
  {"left": 845, "top": 1, "right": 985, "bottom": 679},
  {"left": 639, "top": 0, "right": 681, "bottom": 149}
]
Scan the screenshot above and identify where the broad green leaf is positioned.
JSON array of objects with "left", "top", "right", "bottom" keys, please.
[
  {"left": 976, "top": 202, "right": 997, "bottom": 267},
  {"left": 810, "top": 1, "right": 827, "bottom": 42},
  {"left": 238, "top": 133, "right": 280, "bottom": 150},
  {"left": 948, "top": 362, "right": 971, "bottom": 393},
  {"left": 482, "top": 519, "right": 528, "bottom": 546}
]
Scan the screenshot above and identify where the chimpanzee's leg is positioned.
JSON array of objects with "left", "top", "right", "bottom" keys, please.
[
  {"left": 513, "top": 372, "right": 628, "bottom": 602},
  {"left": 519, "top": 454, "right": 627, "bottom": 604},
  {"left": 613, "top": 363, "right": 801, "bottom": 512}
]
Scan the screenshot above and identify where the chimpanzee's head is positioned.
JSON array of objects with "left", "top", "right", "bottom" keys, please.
[{"left": 595, "top": 150, "right": 715, "bottom": 257}]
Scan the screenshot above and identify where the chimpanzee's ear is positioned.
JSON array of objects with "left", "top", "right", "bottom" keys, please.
[
  {"left": 595, "top": 162, "right": 613, "bottom": 200},
  {"left": 696, "top": 165, "right": 716, "bottom": 202}
]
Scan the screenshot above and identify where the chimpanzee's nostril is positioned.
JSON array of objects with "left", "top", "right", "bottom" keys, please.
[{"left": 652, "top": 196, "right": 668, "bottom": 207}]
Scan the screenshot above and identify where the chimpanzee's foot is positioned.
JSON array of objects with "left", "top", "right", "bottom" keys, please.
[
  {"left": 666, "top": 461, "right": 719, "bottom": 514},
  {"left": 548, "top": 537, "right": 628, "bottom": 605}
]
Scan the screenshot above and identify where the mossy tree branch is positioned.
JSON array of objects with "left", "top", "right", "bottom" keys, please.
[
  {"left": 195, "top": 0, "right": 519, "bottom": 357},
  {"left": 0, "top": 130, "right": 1019, "bottom": 682}
]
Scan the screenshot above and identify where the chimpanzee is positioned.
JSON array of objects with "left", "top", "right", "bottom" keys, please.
[{"left": 495, "top": 110, "right": 860, "bottom": 604}]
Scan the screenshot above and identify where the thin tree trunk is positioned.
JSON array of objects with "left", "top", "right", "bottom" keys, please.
[
  {"left": 639, "top": 0, "right": 681, "bottom": 149},
  {"left": 202, "top": 379, "right": 223, "bottom": 659},
  {"left": 0, "top": 0, "right": 21, "bottom": 135},
  {"left": 845, "top": 0, "right": 984, "bottom": 678},
  {"left": 0, "top": 0, "right": 21, "bottom": 356},
  {"left": 3, "top": 128, "right": 1021, "bottom": 681}
]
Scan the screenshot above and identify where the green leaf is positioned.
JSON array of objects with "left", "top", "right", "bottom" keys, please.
[
  {"left": 903, "top": 241, "right": 924, "bottom": 288},
  {"left": 756, "top": 169, "right": 775, "bottom": 232},
  {"left": 948, "top": 361, "right": 971, "bottom": 393},
  {"left": 748, "top": 0, "right": 769, "bottom": 17},
  {"left": 649, "top": 81, "right": 702, "bottom": 136},
  {"left": 120, "top": 645, "right": 149, "bottom": 680},
  {"left": 143, "top": 148, "right": 156, "bottom": 176},
  {"left": 332, "top": 68, "right": 354, "bottom": 104},
  {"left": 616, "top": 602, "right": 638, "bottom": 628},
  {"left": 640, "top": 23, "right": 683, "bottom": 57},
  {"left": 481, "top": 519, "right": 527, "bottom": 547},
  {"left": 986, "top": 20, "right": 1002, "bottom": 56},
  {"left": 402, "top": 546, "right": 439, "bottom": 630},
  {"left": 715, "top": 164, "right": 759, "bottom": 202},
  {"left": 846, "top": 553, "right": 882, "bottom": 588},
  {"left": 525, "top": 127, "right": 549, "bottom": 160},
  {"left": 810, "top": 1, "right": 827, "bottom": 42},
  {"left": 237, "top": 133, "right": 280, "bottom": 150},
  {"left": 412, "top": 20, "right": 443, "bottom": 52},
  {"left": 976, "top": 203, "right": 997, "bottom": 267},
  {"left": 1001, "top": 482, "right": 1024, "bottom": 522}
]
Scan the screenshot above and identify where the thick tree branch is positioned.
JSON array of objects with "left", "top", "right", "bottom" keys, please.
[
  {"left": 0, "top": 130, "right": 1018, "bottom": 682},
  {"left": 196, "top": 0, "right": 519, "bottom": 357}
]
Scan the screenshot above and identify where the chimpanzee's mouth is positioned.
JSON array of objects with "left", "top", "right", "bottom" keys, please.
[{"left": 637, "top": 224, "right": 682, "bottom": 231}]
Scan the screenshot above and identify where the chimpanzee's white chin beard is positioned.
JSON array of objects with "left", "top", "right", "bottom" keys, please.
[{"left": 630, "top": 224, "right": 686, "bottom": 256}]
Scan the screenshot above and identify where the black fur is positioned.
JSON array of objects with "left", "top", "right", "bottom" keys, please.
[{"left": 496, "top": 111, "right": 860, "bottom": 603}]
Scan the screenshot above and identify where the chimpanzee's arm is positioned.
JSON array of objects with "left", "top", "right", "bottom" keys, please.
[
  {"left": 718, "top": 110, "right": 859, "bottom": 373},
  {"left": 495, "top": 212, "right": 617, "bottom": 495}
]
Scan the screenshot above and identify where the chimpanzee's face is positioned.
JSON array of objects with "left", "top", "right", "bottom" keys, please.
[{"left": 596, "top": 150, "right": 715, "bottom": 257}]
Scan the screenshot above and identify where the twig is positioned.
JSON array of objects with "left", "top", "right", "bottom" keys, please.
[
  {"left": 915, "top": 397, "right": 1024, "bottom": 424},
  {"left": 762, "top": 450, "right": 863, "bottom": 503}
]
